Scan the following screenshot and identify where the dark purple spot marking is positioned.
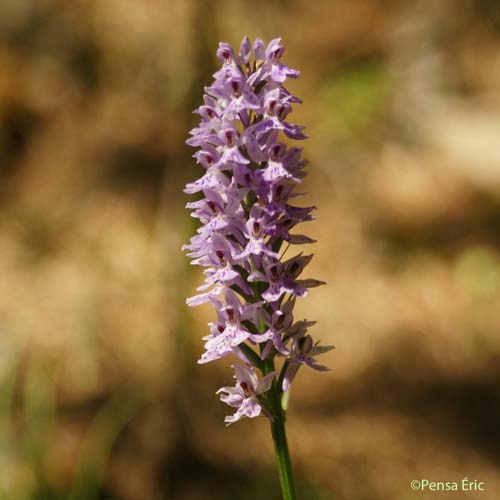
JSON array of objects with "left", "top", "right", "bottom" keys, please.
[
  {"left": 226, "top": 307, "right": 235, "bottom": 322},
  {"left": 240, "top": 381, "right": 252, "bottom": 397},
  {"left": 215, "top": 250, "right": 226, "bottom": 265}
]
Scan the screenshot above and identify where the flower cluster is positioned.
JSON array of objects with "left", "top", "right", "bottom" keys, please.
[{"left": 184, "top": 36, "right": 333, "bottom": 425}]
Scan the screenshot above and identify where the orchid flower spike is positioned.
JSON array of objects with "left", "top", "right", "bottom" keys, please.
[{"left": 184, "top": 36, "right": 333, "bottom": 428}]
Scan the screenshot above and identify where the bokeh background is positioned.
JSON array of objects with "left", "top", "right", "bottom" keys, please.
[{"left": 1, "top": 0, "right": 500, "bottom": 499}]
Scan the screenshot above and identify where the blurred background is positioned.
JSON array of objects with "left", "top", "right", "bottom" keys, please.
[{"left": 1, "top": 0, "right": 500, "bottom": 499}]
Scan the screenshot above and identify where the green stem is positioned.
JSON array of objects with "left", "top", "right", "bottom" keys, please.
[
  {"left": 269, "top": 384, "right": 296, "bottom": 500},
  {"left": 259, "top": 328, "right": 296, "bottom": 499}
]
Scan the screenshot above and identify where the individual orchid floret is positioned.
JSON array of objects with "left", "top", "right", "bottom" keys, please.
[
  {"left": 258, "top": 253, "right": 326, "bottom": 302},
  {"left": 252, "top": 298, "right": 295, "bottom": 359},
  {"left": 216, "top": 42, "right": 235, "bottom": 64},
  {"left": 282, "top": 325, "right": 335, "bottom": 391},
  {"left": 198, "top": 290, "right": 261, "bottom": 364},
  {"left": 265, "top": 38, "right": 300, "bottom": 82},
  {"left": 217, "top": 364, "right": 276, "bottom": 425}
]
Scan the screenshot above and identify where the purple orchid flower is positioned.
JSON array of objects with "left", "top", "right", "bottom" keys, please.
[
  {"left": 184, "top": 37, "right": 333, "bottom": 429},
  {"left": 217, "top": 364, "right": 276, "bottom": 425},
  {"left": 282, "top": 325, "right": 335, "bottom": 392}
]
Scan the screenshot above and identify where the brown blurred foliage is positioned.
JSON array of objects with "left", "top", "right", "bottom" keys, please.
[{"left": 1, "top": 0, "right": 500, "bottom": 499}]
